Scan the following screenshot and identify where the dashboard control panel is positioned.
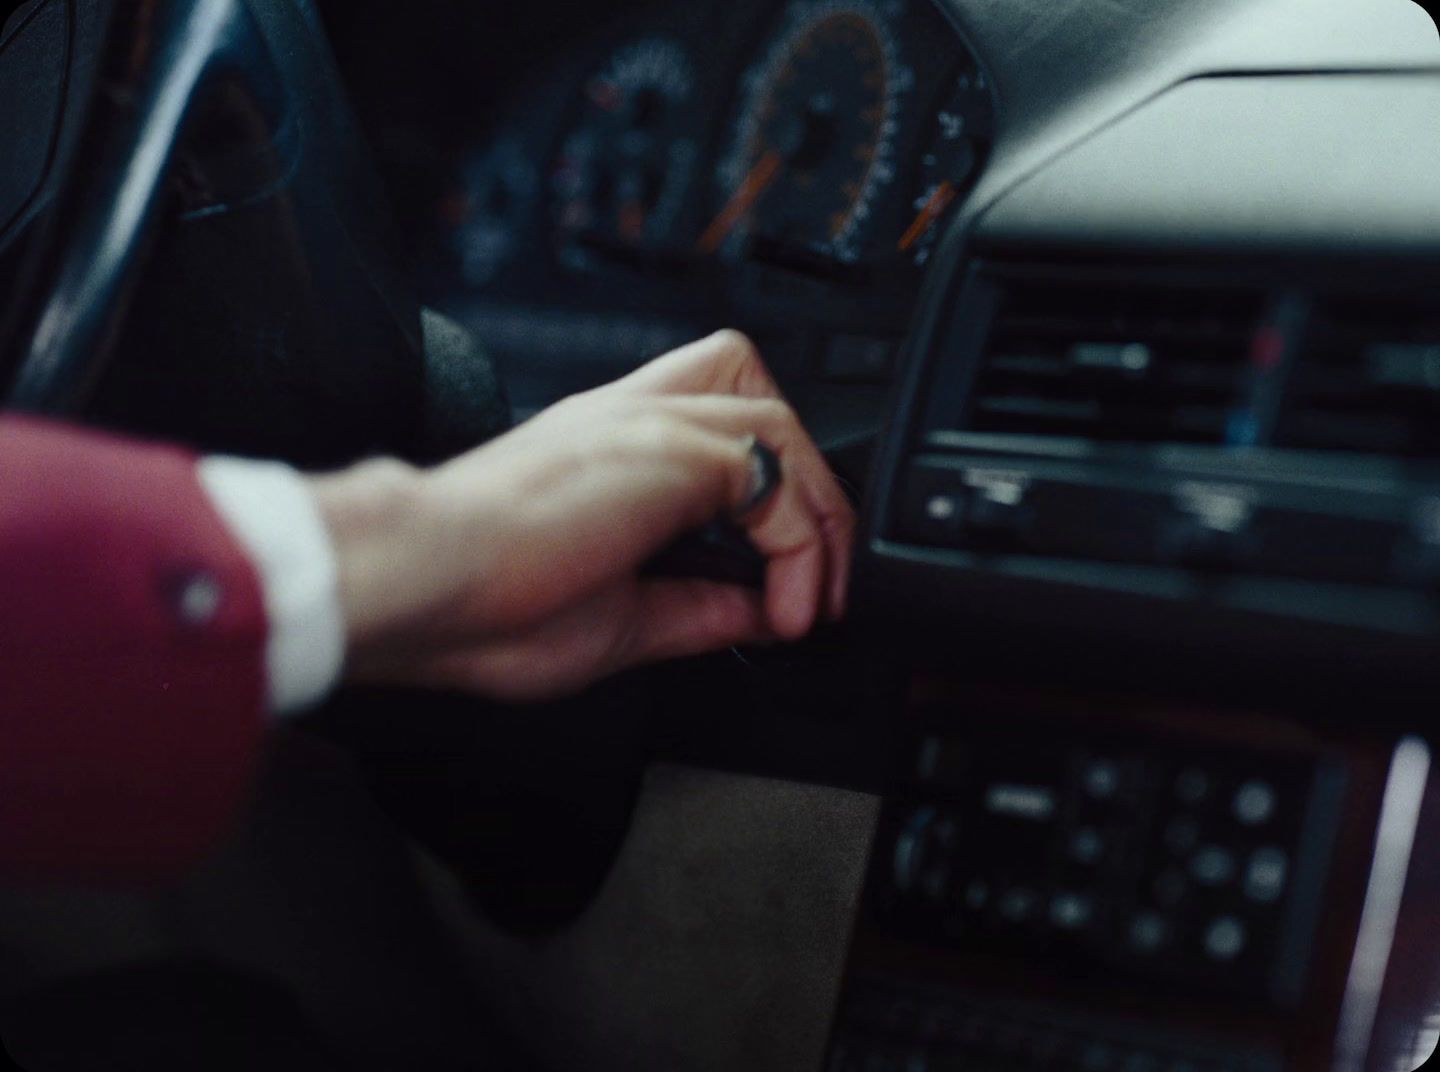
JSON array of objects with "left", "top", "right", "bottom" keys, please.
[
  {"left": 867, "top": 726, "right": 1336, "bottom": 1006},
  {"left": 824, "top": 693, "right": 1432, "bottom": 1072},
  {"left": 897, "top": 456, "right": 1440, "bottom": 591}
]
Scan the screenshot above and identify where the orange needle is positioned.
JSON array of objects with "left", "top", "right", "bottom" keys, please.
[
  {"left": 897, "top": 180, "right": 958, "bottom": 252},
  {"left": 696, "top": 151, "right": 783, "bottom": 255},
  {"left": 619, "top": 201, "right": 647, "bottom": 243}
]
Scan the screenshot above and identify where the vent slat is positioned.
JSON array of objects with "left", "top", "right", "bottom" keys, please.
[
  {"left": 965, "top": 278, "right": 1263, "bottom": 445},
  {"left": 1280, "top": 295, "right": 1440, "bottom": 457}
]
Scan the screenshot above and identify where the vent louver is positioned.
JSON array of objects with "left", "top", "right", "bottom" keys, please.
[
  {"left": 1279, "top": 295, "right": 1440, "bottom": 457},
  {"left": 966, "top": 278, "right": 1266, "bottom": 444}
]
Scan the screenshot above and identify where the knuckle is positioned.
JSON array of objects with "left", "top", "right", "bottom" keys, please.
[
  {"left": 756, "top": 397, "right": 793, "bottom": 428},
  {"left": 637, "top": 409, "right": 682, "bottom": 451},
  {"left": 714, "top": 328, "right": 763, "bottom": 369},
  {"left": 713, "top": 328, "right": 758, "bottom": 356}
]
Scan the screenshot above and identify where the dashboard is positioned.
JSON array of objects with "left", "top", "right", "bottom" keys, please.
[{"left": 418, "top": 0, "right": 993, "bottom": 426}]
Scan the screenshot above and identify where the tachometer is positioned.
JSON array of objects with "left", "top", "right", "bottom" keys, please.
[
  {"left": 703, "top": 0, "right": 914, "bottom": 265},
  {"left": 550, "top": 37, "right": 700, "bottom": 269},
  {"left": 898, "top": 65, "right": 992, "bottom": 267}
]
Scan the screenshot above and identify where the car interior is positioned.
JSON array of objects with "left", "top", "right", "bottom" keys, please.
[{"left": 3, "top": 0, "right": 1440, "bottom": 1069}]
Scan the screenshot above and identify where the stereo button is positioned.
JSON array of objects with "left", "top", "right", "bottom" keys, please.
[
  {"left": 1128, "top": 912, "right": 1170, "bottom": 954},
  {"left": 1190, "top": 846, "right": 1237, "bottom": 887},
  {"left": 1083, "top": 759, "right": 1121, "bottom": 800},
  {"left": 1069, "top": 826, "right": 1106, "bottom": 865},
  {"left": 1051, "top": 893, "right": 1095, "bottom": 931},
  {"left": 998, "top": 887, "right": 1040, "bottom": 923},
  {"left": 1244, "top": 848, "right": 1289, "bottom": 904},
  {"left": 1233, "top": 781, "right": 1277, "bottom": 826},
  {"left": 1203, "top": 916, "right": 1247, "bottom": 961}
]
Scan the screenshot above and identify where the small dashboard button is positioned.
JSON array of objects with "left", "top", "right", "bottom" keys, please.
[
  {"left": 1050, "top": 892, "right": 1095, "bottom": 931},
  {"left": 1244, "top": 848, "right": 1289, "bottom": 904},
  {"left": 1189, "top": 846, "right": 1237, "bottom": 887},
  {"left": 1128, "top": 912, "right": 1171, "bottom": 955},
  {"left": 997, "top": 887, "right": 1040, "bottom": 923},
  {"left": 1203, "top": 916, "right": 1248, "bottom": 961},
  {"left": 1233, "top": 780, "right": 1278, "bottom": 826},
  {"left": 1082, "top": 759, "right": 1121, "bottom": 800},
  {"left": 1069, "top": 826, "right": 1106, "bottom": 865}
]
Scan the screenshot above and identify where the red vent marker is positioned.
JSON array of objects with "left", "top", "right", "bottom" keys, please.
[{"left": 1251, "top": 327, "right": 1286, "bottom": 370}]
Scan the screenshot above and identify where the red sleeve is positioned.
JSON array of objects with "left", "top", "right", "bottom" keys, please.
[{"left": 0, "top": 415, "right": 267, "bottom": 882}]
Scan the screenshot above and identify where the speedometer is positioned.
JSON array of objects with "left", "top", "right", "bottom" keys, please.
[
  {"left": 703, "top": 0, "right": 914, "bottom": 264},
  {"left": 551, "top": 37, "right": 700, "bottom": 269}
]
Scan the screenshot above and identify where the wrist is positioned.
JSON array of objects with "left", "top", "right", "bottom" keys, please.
[{"left": 309, "top": 457, "right": 432, "bottom": 661}]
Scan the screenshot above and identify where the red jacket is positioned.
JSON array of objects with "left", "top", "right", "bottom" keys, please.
[{"left": 0, "top": 416, "right": 266, "bottom": 881}]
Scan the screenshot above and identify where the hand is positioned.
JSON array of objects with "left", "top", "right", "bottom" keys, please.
[{"left": 312, "top": 331, "right": 855, "bottom": 701}]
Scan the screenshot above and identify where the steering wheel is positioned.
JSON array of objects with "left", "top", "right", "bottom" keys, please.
[
  {"left": 2, "top": 0, "right": 510, "bottom": 466},
  {"left": 1, "top": 0, "right": 292, "bottom": 414}
]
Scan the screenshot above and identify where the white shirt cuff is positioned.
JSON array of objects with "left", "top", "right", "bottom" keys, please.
[{"left": 197, "top": 456, "right": 346, "bottom": 716}]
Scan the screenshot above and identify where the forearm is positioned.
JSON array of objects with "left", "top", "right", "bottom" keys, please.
[{"left": 0, "top": 417, "right": 268, "bottom": 881}]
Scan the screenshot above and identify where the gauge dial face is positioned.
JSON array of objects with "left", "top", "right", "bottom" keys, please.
[
  {"left": 899, "top": 66, "right": 991, "bottom": 267},
  {"left": 445, "top": 139, "right": 540, "bottom": 290},
  {"left": 550, "top": 38, "right": 699, "bottom": 268},
  {"left": 708, "top": 0, "right": 913, "bottom": 264}
]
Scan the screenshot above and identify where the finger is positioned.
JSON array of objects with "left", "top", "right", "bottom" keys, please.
[
  {"left": 658, "top": 395, "right": 856, "bottom": 618},
  {"left": 628, "top": 334, "right": 854, "bottom": 617},
  {"left": 618, "top": 330, "right": 778, "bottom": 400},
  {"left": 624, "top": 580, "right": 772, "bottom": 666},
  {"left": 660, "top": 424, "right": 826, "bottom": 638},
  {"left": 715, "top": 436, "right": 828, "bottom": 640}
]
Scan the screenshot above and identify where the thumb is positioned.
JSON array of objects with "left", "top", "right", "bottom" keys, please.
[{"left": 623, "top": 579, "right": 772, "bottom": 667}]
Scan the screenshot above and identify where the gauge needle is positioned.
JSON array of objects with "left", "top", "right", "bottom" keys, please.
[
  {"left": 620, "top": 201, "right": 647, "bottom": 243},
  {"left": 696, "top": 150, "right": 783, "bottom": 255},
  {"left": 898, "top": 180, "right": 958, "bottom": 252}
]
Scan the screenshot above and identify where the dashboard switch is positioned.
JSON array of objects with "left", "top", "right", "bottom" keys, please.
[
  {"left": 1159, "top": 485, "right": 1258, "bottom": 569},
  {"left": 900, "top": 467, "right": 969, "bottom": 547},
  {"left": 1233, "top": 780, "right": 1278, "bottom": 826},
  {"left": 1128, "top": 912, "right": 1171, "bottom": 955},
  {"left": 962, "top": 469, "right": 1033, "bottom": 544},
  {"left": 1203, "top": 916, "right": 1248, "bottom": 962},
  {"left": 1189, "top": 846, "right": 1237, "bottom": 887},
  {"left": 1244, "top": 848, "right": 1289, "bottom": 904}
]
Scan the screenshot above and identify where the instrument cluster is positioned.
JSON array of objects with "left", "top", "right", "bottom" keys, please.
[{"left": 427, "top": 0, "right": 994, "bottom": 409}]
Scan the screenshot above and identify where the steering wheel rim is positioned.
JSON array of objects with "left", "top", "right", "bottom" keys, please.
[{"left": 1, "top": 0, "right": 289, "bottom": 415}]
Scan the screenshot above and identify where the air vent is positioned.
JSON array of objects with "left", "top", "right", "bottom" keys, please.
[
  {"left": 1279, "top": 295, "right": 1440, "bottom": 457},
  {"left": 965, "top": 277, "right": 1267, "bottom": 444}
]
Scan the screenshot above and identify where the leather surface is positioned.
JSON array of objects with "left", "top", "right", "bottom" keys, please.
[
  {"left": 938, "top": 0, "right": 1439, "bottom": 239},
  {"left": 976, "top": 73, "right": 1440, "bottom": 256}
]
